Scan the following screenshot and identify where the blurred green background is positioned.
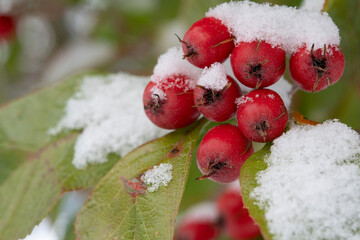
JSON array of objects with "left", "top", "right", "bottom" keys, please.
[{"left": 0, "top": 0, "right": 359, "bottom": 239}]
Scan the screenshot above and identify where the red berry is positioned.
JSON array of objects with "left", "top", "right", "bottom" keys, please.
[
  {"left": 0, "top": 15, "right": 15, "bottom": 40},
  {"left": 178, "top": 17, "right": 234, "bottom": 68},
  {"left": 174, "top": 220, "right": 220, "bottom": 240},
  {"left": 196, "top": 124, "right": 254, "bottom": 183},
  {"left": 143, "top": 74, "right": 200, "bottom": 129},
  {"left": 289, "top": 44, "right": 345, "bottom": 92},
  {"left": 230, "top": 41, "right": 286, "bottom": 89},
  {"left": 194, "top": 75, "right": 241, "bottom": 122},
  {"left": 236, "top": 89, "right": 288, "bottom": 142},
  {"left": 217, "top": 189, "right": 261, "bottom": 240}
]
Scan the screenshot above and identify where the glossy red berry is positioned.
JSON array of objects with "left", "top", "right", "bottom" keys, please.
[
  {"left": 0, "top": 15, "right": 15, "bottom": 40},
  {"left": 194, "top": 75, "right": 241, "bottom": 122},
  {"left": 196, "top": 124, "right": 254, "bottom": 183},
  {"left": 174, "top": 220, "right": 220, "bottom": 240},
  {"left": 289, "top": 44, "right": 345, "bottom": 92},
  {"left": 178, "top": 17, "right": 234, "bottom": 68},
  {"left": 143, "top": 74, "right": 200, "bottom": 129},
  {"left": 217, "top": 189, "right": 261, "bottom": 240},
  {"left": 236, "top": 89, "right": 288, "bottom": 142},
  {"left": 231, "top": 41, "right": 286, "bottom": 89}
]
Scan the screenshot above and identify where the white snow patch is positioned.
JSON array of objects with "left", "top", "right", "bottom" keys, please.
[
  {"left": 197, "top": 62, "right": 228, "bottom": 91},
  {"left": 49, "top": 73, "right": 168, "bottom": 169},
  {"left": 141, "top": 163, "right": 173, "bottom": 192},
  {"left": 206, "top": 1, "right": 340, "bottom": 52},
  {"left": 150, "top": 47, "right": 202, "bottom": 99},
  {"left": 235, "top": 96, "right": 253, "bottom": 105},
  {"left": 251, "top": 120, "right": 360, "bottom": 240},
  {"left": 151, "top": 47, "right": 202, "bottom": 84},
  {"left": 301, "top": 0, "right": 325, "bottom": 12}
]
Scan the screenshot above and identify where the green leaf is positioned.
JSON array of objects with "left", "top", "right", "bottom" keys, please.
[
  {"left": 75, "top": 119, "right": 207, "bottom": 240},
  {"left": 240, "top": 144, "right": 273, "bottom": 240},
  {"left": 0, "top": 73, "right": 119, "bottom": 240}
]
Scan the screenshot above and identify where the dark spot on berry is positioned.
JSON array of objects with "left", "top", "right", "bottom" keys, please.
[
  {"left": 209, "top": 160, "right": 228, "bottom": 170},
  {"left": 248, "top": 63, "right": 262, "bottom": 79},
  {"left": 312, "top": 56, "right": 327, "bottom": 77},
  {"left": 144, "top": 94, "right": 163, "bottom": 114},
  {"left": 255, "top": 120, "right": 269, "bottom": 132},
  {"left": 255, "top": 120, "right": 271, "bottom": 141},
  {"left": 310, "top": 44, "right": 327, "bottom": 78},
  {"left": 202, "top": 89, "right": 222, "bottom": 105},
  {"left": 217, "top": 215, "right": 226, "bottom": 228}
]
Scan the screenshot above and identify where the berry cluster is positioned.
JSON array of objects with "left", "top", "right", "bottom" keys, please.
[
  {"left": 143, "top": 4, "right": 345, "bottom": 184},
  {"left": 174, "top": 186, "right": 260, "bottom": 240}
]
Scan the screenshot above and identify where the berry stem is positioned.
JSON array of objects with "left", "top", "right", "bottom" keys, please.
[{"left": 211, "top": 37, "right": 235, "bottom": 48}]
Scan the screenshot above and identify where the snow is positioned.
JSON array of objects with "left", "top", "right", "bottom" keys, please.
[
  {"left": 49, "top": 73, "right": 168, "bottom": 169},
  {"left": 301, "top": 0, "right": 326, "bottom": 12},
  {"left": 151, "top": 47, "right": 202, "bottom": 84},
  {"left": 197, "top": 62, "right": 228, "bottom": 91},
  {"left": 250, "top": 120, "right": 360, "bottom": 240},
  {"left": 206, "top": 1, "right": 340, "bottom": 52},
  {"left": 235, "top": 96, "right": 253, "bottom": 105},
  {"left": 150, "top": 47, "right": 202, "bottom": 100},
  {"left": 141, "top": 163, "right": 173, "bottom": 192}
]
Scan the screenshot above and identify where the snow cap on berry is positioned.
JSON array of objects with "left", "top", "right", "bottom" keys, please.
[
  {"left": 150, "top": 47, "right": 202, "bottom": 99},
  {"left": 206, "top": 1, "right": 340, "bottom": 52},
  {"left": 197, "top": 62, "right": 228, "bottom": 91},
  {"left": 251, "top": 120, "right": 360, "bottom": 240},
  {"left": 151, "top": 47, "right": 202, "bottom": 85}
]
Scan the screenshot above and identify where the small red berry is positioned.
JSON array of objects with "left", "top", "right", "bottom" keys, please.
[
  {"left": 217, "top": 189, "right": 261, "bottom": 240},
  {"left": 196, "top": 124, "right": 254, "bottom": 183},
  {"left": 0, "top": 15, "right": 15, "bottom": 40},
  {"left": 236, "top": 89, "right": 288, "bottom": 142},
  {"left": 289, "top": 44, "right": 345, "bottom": 92},
  {"left": 194, "top": 75, "right": 241, "bottom": 122},
  {"left": 230, "top": 41, "right": 286, "bottom": 89},
  {"left": 143, "top": 74, "right": 200, "bottom": 129},
  {"left": 178, "top": 17, "right": 234, "bottom": 68},
  {"left": 174, "top": 220, "right": 220, "bottom": 240}
]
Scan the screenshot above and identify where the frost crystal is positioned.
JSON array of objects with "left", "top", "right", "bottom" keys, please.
[
  {"left": 48, "top": 73, "right": 168, "bottom": 169},
  {"left": 207, "top": 1, "right": 340, "bottom": 52},
  {"left": 235, "top": 96, "right": 253, "bottom": 105},
  {"left": 141, "top": 163, "right": 173, "bottom": 192},
  {"left": 197, "top": 62, "right": 228, "bottom": 91},
  {"left": 251, "top": 120, "right": 360, "bottom": 240}
]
